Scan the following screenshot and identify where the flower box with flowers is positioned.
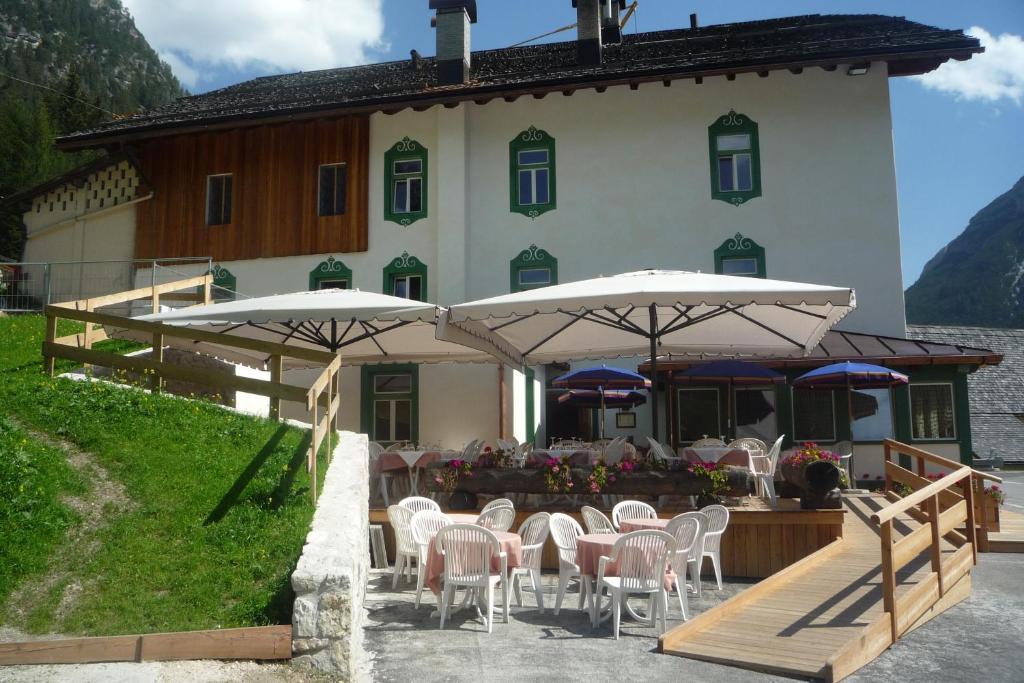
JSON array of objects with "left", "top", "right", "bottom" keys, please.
[
  {"left": 781, "top": 442, "right": 847, "bottom": 489},
  {"left": 422, "top": 456, "right": 752, "bottom": 497},
  {"left": 979, "top": 484, "right": 1003, "bottom": 532}
]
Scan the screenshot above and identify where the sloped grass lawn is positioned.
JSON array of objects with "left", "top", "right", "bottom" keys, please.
[{"left": 0, "top": 314, "right": 327, "bottom": 635}]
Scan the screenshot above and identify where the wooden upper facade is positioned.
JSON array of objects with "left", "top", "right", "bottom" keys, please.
[{"left": 134, "top": 117, "right": 369, "bottom": 261}]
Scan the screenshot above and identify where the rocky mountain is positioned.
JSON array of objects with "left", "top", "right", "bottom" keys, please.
[
  {"left": 0, "top": 0, "right": 184, "bottom": 113},
  {"left": 905, "top": 176, "right": 1024, "bottom": 328}
]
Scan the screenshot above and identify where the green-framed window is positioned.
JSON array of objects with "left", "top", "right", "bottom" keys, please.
[
  {"left": 792, "top": 388, "right": 837, "bottom": 442},
  {"left": 209, "top": 264, "right": 236, "bottom": 302},
  {"left": 714, "top": 233, "right": 766, "bottom": 278},
  {"left": 383, "top": 252, "right": 427, "bottom": 302},
  {"left": 309, "top": 256, "right": 353, "bottom": 290},
  {"left": 708, "top": 111, "right": 761, "bottom": 206},
  {"left": 510, "top": 244, "right": 558, "bottom": 292},
  {"left": 361, "top": 364, "right": 418, "bottom": 444},
  {"left": 510, "top": 126, "right": 556, "bottom": 218},
  {"left": 384, "top": 137, "right": 427, "bottom": 226},
  {"left": 909, "top": 383, "right": 956, "bottom": 440}
]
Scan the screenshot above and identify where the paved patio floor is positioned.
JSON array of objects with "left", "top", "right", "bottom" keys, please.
[{"left": 363, "top": 551, "right": 1024, "bottom": 683}]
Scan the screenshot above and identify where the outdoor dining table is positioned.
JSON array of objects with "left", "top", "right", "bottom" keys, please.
[
  {"left": 424, "top": 527, "right": 523, "bottom": 620},
  {"left": 576, "top": 532, "right": 676, "bottom": 626},
  {"left": 683, "top": 446, "right": 762, "bottom": 467},
  {"left": 618, "top": 518, "right": 670, "bottom": 532},
  {"left": 532, "top": 448, "right": 600, "bottom": 465},
  {"left": 376, "top": 450, "right": 457, "bottom": 495}
]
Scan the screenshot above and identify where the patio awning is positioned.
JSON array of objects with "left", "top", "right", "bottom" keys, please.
[
  {"left": 439, "top": 269, "right": 856, "bottom": 364},
  {"left": 118, "top": 289, "right": 523, "bottom": 370}
]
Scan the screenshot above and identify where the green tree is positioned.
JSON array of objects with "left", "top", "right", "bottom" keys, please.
[{"left": 49, "top": 66, "right": 106, "bottom": 136}]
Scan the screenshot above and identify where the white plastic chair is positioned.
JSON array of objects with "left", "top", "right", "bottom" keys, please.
[
  {"left": 476, "top": 505, "right": 515, "bottom": 532},
  {"left": 700, "top": 504, "right": 730, "bottom": 591},
  {"left": 410, "top": 509, "right": 451, "bottom": 608},
  {"left": 581, "top": 506, "right": 616, "bottom": 535},
  {"left": 664, "top": 514, "right": 702, "bottom": 619},
  {"left": 727, "top": 437, "right": 767, "bottom": 453},
  {"left": 548, "top": 513, "right": 587, "bottom": 615},
  {"left": 834, "top": 440, "right": 853, "bottom": 487},
  {"left": 435, "top": 524, "right": 509, "bottom": 633},
  {"left": 611, "top": 500, "right": 656, "bottom": 530},
  {"left": 386, "top": 505, "right": 419, "bottom": 590},
  {"left": 602, "top": 436, "right": 628, "bottom": 466},
  {"left": 593, "top": 530, "right": 676, "bottom": 639},
  {"left": 459, "top": 439, "right": 480, "bottom": 462},
  {"left": 511, "top": 512, "right": 550, "bottom": 611},
  {"left": 646, "top": 436, "right": 684, "bottom": 466},
  {"left": 675, "top": 510, "right": 708, "bottom": 597},
  {"left": 481, "top": 498, "right": 514, "bottom": 513},
  {"left": 399, "top": 496, "right": 441, "bottom": 514},
  {"left": 751, "top": 435, "right": 785, "bottom": 508},
  {"left": 692, "top": 437, "right": 727, "bottom": 448}
]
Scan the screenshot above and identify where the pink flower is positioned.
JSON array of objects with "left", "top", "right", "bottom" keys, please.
[
  {"left": 567, "top": 482, "right": 574, "bottom": 488},
  {"left": 552, "top": 465, "right": 560, "bottom": 473},
  {"left": 609, "top": 475, "right": 617, "bottom": 482}
]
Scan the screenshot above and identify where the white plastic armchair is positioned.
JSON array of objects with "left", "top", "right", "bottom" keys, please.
[
  {"left": 602, "top": 436, "right": 628, "bottom": 466},
  {"left": 581, "top": 505, "right": 616, "bottom": 535},
  {"left": 548, "top": 513, "right": 587, "bottom": 615},
  {"left": 410, "top": 509, "right": 451, "bottom": 608},
  {"left": 611, "top": 500, "right": 657, "bottom": 530},
  {"left": 751, "top": 435, "right": 785, "bottom": 508},
  {"left": 664, "top": 514, "right": 702, "bottom": 619},
  {"left": 481, "top": 498, "right": 514, "bottom": 513},
  {"left": 399, "top": 496, "right": 441, "bottom": 514},
  {"left": 675, "top": 511, "right": 708, "bottom": 597},
  {"left": 386, "top": 505, "right": 418, "bottom": 590},
  {"left": 476, "top": 505, "right": 515, "bottom": 532},
  {"left": 593, "top": 530, "right": 675, "bottom": 639},
  {"left": 700, "top": 504, "right": 730, "bottom": 590},
  {"left": 464, "top": 440, "right": 487, "bottom": 464},
  {"left": 727, "top": 437, "right": 767, "bottom": 453},
  {"left": 833, "top": 440, "right": 853, "bottom": 486},
  {"left": 646, "top": 437, "right": 684, "bottom": 466},
  {"left": 435, "top": 524, "right": 509, "bottom": 632},
  {"left": 459, "top": 439, "right": 480, "bottom": 462},
  {"left": 511, "top": 512, "right": 550, "bottom": 611},
  {"left": 369, "top": 441, "right": 390, "bottom": 506},
  {"left": 692, "top": 437, "right": 726, "bottom": 448}
]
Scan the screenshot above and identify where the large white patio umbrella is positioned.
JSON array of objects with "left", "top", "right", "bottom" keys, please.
[
  {"left": 127, "top": 288, "right": 521, "bottom": 370},
  {"left": 437, "top": 269, "right": 856, "bottom": 437}
]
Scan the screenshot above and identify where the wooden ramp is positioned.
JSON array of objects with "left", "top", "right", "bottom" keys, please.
[
  {"left": 989, "top": 509, "right": 1024, "bottom": 553},
  {"left": 661, "top": 441, "right": 985, "bottom": 682}
]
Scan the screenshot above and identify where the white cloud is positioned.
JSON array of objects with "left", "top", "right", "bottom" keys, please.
[
  {"left": 123, "top": 0, "right": 386, "bottom": 88},
  {"left": 913, "top": 27, "right": 1024, "bottom": 105}
]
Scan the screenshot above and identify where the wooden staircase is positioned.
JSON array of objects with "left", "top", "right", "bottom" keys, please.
[{"left": 659, "top": 441, "right": 988, "bottom": 682}]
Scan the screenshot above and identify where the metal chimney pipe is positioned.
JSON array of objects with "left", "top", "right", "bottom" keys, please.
[{"left": 690, "top": 13, "right": 698, "bottom": 29}]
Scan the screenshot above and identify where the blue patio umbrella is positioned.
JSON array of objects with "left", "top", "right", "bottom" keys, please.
[
  {"left": 673, "top": 360, "right": 785, "bottom": 436},
  {"left": 793, "top": 362, "right": 909, "bottom": 476},
  {"left": 556, "top": 389, "right": 647, "bottom": 408},
  {"left": 552, "top": 365, "right": 651, "bottom": 437}
]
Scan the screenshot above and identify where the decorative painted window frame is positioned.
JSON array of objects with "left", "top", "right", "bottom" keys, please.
[
  {"left": 382, "top": 251, "right": 428, "bottom": 302},
  {"left": 708, "top": 110, "right": 761, "bottom": 206},
  {"left": 309, "top": 255, "right": 353, "bottom": 290},
  {"left": 509, "top": 126, "right": 556, "bottom": 218},
  {"left": 510, "top": 244, "right": 558, "bottom": 292},
  {"left": 384, "top": 137, "right": 428, "bottom": 226},
  {"left": 714, "top": 233, "right": 766, "bottom": 278},
  {"left": 360, "top": 363, "right": 419, "bottom": 443},
  {"left": 209, "top": 264, "right": 236, "bottom": 302}
]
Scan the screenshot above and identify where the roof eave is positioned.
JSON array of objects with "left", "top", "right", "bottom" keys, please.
[{"left": 55, "top": 42, "right": 981, "bottom": 152}]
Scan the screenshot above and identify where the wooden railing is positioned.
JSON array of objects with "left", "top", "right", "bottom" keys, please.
[
  {"left": 883, "top": 439, "right": 1002, "bottom": 551},
  {"left": 872, "top": 440, "right": 981, "bottom": 643},
  {"left": 42, "top": 275, "right": 340, "bottom": 503}
]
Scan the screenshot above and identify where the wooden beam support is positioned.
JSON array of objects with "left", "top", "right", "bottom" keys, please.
[
  {"left": 595, "top": 86, "right": 607, "bottom": 93},
  {"left": 757, "top": 71, "right": 769, "bottom": 78},
  {"left": 726, "top": 73, "right": 736, "bottom": 81},
  {"left": 788, "top": 67, "right": 803, "bottom": 75},
  {"left": 629, "top": 82, "right": 639, "bottom": 90}
]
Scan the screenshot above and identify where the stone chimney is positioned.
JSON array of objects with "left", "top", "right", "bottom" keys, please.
[
  {"left": 573, "top": 0, "right": 602, "bottom": 65},
  {"left": 429, "top": 0, "right": 477, "bottom": 86}
]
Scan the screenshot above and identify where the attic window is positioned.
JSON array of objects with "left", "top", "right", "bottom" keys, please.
[{"left": 205, "top": 174, "right": 233, "bottom": 226}]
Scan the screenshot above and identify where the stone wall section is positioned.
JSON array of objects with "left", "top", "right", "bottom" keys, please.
[{"left": 290, "top": 431, "right": 369, "bottom": 678}]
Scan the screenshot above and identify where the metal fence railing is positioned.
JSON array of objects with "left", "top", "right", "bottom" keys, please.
[{"left": 0, "top": 258, "right": 214, "bottom": 314}]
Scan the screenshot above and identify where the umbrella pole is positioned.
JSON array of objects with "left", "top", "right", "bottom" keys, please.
[
  {"left": 600, "top": 390, "right": 606, "bottom": 440},
  {"left": 847, "top": 378, "right": 855, "bottom": 487},
  {"left": 649, "top": 305, "right": 659, "bottom": 440},
  {"left": 726, "top": 379, "right": 732, "bottom": 440}
]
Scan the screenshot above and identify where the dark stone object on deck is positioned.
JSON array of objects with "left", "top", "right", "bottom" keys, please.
[
  {"left": 447, "top": 490, "right": 478, "bottom": 510},
  {"left": 423, "top": 464, "right": 752, "bottom": 497},
  {"left": 800, "top": 460, "right": 842, "bottom": 510}
]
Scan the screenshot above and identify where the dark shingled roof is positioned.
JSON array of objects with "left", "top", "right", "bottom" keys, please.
[
  {"left": 58, "top": 13, "right": 981, "bottom": 149},
  {"left": 908, "top": 325, "right": 1024, "bottom": 462}
]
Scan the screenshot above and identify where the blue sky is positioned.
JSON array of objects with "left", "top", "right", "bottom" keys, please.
[{"left": 125, "top": 1, "right": 1024, "bottom": 288}]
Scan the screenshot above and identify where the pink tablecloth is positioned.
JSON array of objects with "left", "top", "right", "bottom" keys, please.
[
  {"left": 426, "top": 530, "right": 522, "bottom": 594},
  {"left": 576, "top": 533, "right": 674, "bottom": 590},
  {"left": 375, "top": 451, "right": 442, "bottom": 473},
  {"left": 618, "top": 518, "right": 670, "bottom": 532},
  {"left": 446, "top": 513, "right": 479, "bottom": 524},
  {"left": 681, "top": 447, "right": 760, "bottom": 467}
]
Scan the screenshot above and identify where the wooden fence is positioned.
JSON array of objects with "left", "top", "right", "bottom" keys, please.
[
  {"left": 873, "top": 439, "right": 995, "bottom": 644},
  {"left": 42, "top": 274, "right": 340, "bottom": 503}
]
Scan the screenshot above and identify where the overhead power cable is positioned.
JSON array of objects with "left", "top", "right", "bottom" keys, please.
[{"left": 0, "top": 69, "right": 115, "bottom": 116}]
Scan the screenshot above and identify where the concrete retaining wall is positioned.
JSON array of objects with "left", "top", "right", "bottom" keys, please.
[{"left": 291, "top": 431, "right": 369, "bottom": 679}]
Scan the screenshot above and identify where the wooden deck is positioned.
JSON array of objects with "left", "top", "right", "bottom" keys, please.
[
  {"left": 989, "top": 508, "right": 1024, "bottom": 553},
  {"left": 659, "top": 493, "right": 972, "bottom": 682}
]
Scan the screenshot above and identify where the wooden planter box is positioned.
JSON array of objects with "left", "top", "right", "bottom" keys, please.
[
  {"left": 422, "top": 464, "right": 753, "bottom": 498},
  {"left": 978, "top": 494, "right": 1001, "bottom": 533}
]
